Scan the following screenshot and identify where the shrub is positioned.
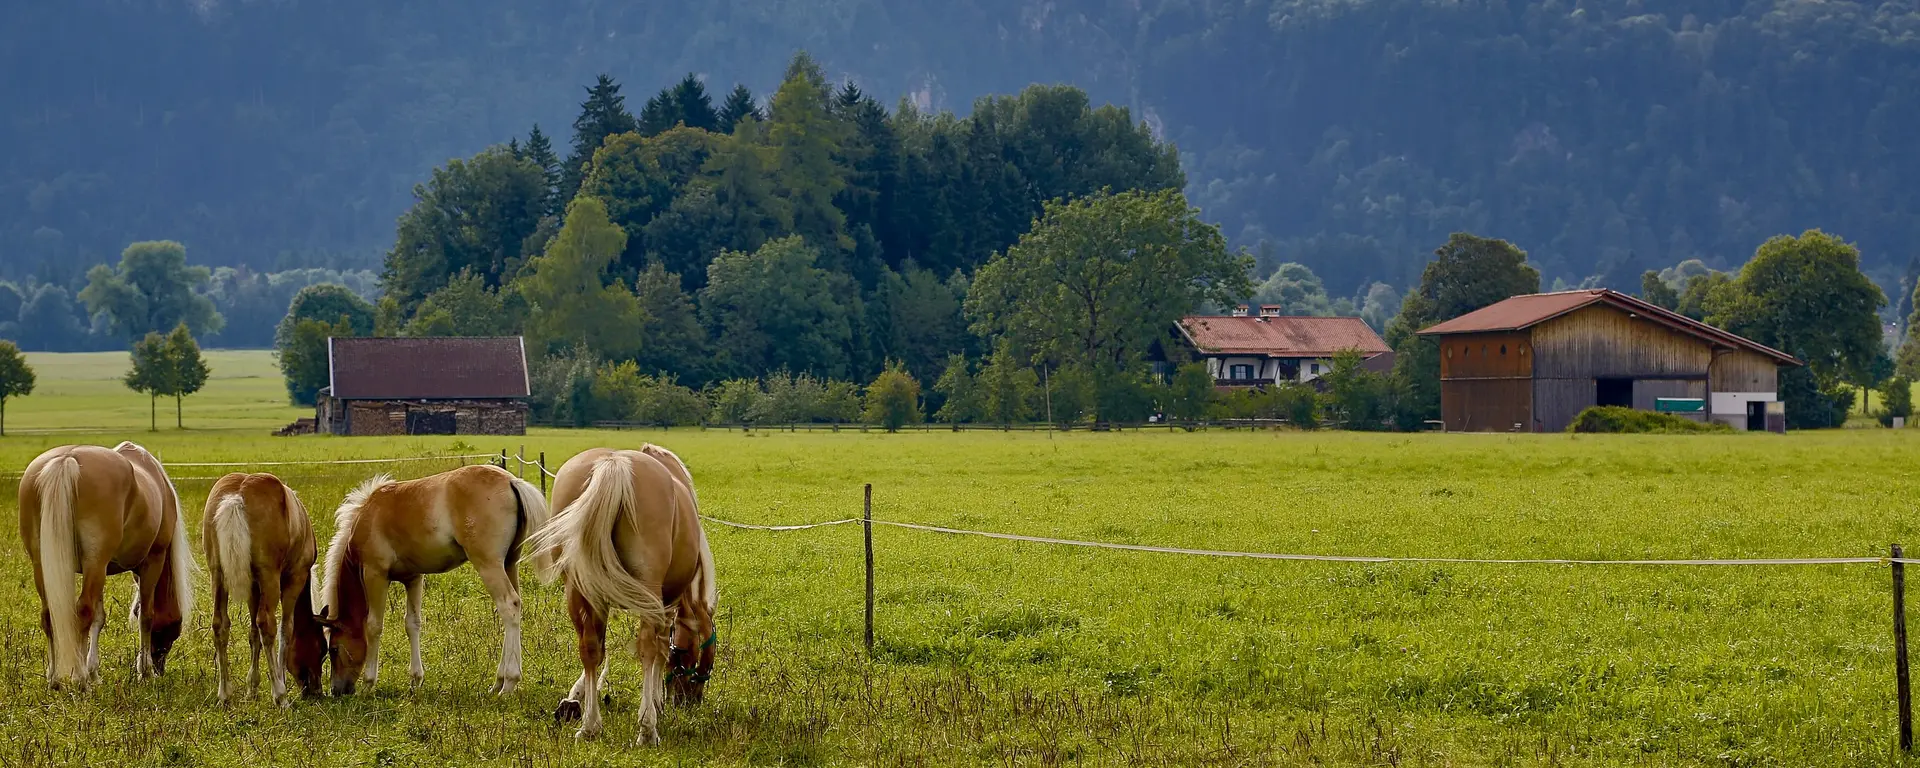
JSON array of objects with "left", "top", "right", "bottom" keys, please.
[
  {"left": 863, "top": 360, "right": 922, "bottom": 432},
  {"left": 1881, "top": 376, "right": 1913, "bottom": 427},
  {"left": 1567, "top": 406, "right": 1731, "bottom": 434}
]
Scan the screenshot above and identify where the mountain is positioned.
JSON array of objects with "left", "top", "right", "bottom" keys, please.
[{"left": 6, "top": 0, "right": 1918, "bottom": 298}]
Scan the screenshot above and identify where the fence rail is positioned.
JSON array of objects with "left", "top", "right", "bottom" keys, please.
[{"left": 583, "top": 419, "right": 1299, "bottom": 432}]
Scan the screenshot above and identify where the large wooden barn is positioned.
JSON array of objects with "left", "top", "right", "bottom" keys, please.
[
  {"left": 1417, "top": 289, "right": 1799, "bottom": 432},
  {"left": 315, "top": 336, "right": 531, "bottom": 436}
]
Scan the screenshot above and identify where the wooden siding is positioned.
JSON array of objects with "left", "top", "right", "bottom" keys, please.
[
  {"left": 1437, "top": 331, "right": 1533, "bottom": 380},
  {"left": 1710, "top": 349, "right": 1779, "bottom": 393},
  {"left": 1441, "top": 379, "right": 1532, "bottom": 432},
  {"left": 337, "top": 400, "right": 527, "bottom": 437},
  {"left": 1532, "top": 379, "right": 1595, "bottom": 433},
  {"left": 1530, "top": 305, "right": 1710, "bottom": 379}
]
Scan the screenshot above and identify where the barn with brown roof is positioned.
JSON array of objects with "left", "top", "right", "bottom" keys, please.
[
  {"left": 1416, "top": 289, "right": 1800, "bottom": 433},
  {"left": 1175, "top": 305, "right": 1392, "bottom": 386},
  {"left": 315, "top": 336, "right": 531, "bottom": 436}
]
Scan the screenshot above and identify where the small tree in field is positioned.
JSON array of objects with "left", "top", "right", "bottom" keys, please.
[
  {"left": 0, "top": 340, "right": 36, "bottom": 436},
  {"left": 1882, "top": 376, "right": 1913, "bottom": 428},
  {"left": 125, "top": 332, "right": 174, "bottom": 432},
  {"left": 1165, "top": 362, "right": 1214, "bottom": 425},
  {"left": 164, "top": 323, "right": 210, "bottom": 428},
  {"left": 863, "top": 361, "right": 922, "bottom": 433}
]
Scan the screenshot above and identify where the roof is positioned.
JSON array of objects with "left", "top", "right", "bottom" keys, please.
[
  {"left": 327, "top": 336, "right": 531, "bottom": 400},
  {"left": 1177, "top": 315, "right": 1391, "bottom": 358},
  {"left": 1416, "top": 289, "right": 1800, "bottom": 366}
]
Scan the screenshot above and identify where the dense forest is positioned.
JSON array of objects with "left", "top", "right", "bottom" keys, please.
[{"left": 5, "top": 0, "right": 1917, "bottom": 299}]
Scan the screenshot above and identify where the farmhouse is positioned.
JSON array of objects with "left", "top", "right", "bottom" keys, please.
[
  {"left": 1174, "top": 306, "right": 1392, "bottom": 386},
  {"left": 315, "top": 336, "right": 531, "bottom": 436},
  {"left": 1416, "top": 289, "right": 1799, "bottom": 433}
]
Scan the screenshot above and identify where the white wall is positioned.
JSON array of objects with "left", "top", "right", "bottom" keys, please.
[
  {"left": 1710, "top": 391, "right": 1776, "bottom": 430},
  {"left": 1297, "top": 359, "right": 1332, "bottom": 383}
]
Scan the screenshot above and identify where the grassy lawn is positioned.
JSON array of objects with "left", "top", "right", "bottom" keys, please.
[
  {"left": 8, "top": 349, "right": 305, "bottom": 434},
  {"left": 1, "top": 355, "right": 1917, "bottom": 765}
]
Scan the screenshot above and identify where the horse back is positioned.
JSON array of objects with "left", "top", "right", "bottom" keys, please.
[
  {"left": 206, "top": 472, "right": 313, "bottom": 578},
  {"left": 21, "top": 445, "right": 153, "bottom": 571}
]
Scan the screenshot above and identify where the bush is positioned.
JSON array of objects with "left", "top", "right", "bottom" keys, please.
[
  {"left": 1567, "top": 406, "right": 1731, "bottom": 434},
  {"left": 863, "top": 361, "right": 922, "bottom": 432},
  {"left": 1881, "top": 376, "right": 1913, "bottom": 427}
]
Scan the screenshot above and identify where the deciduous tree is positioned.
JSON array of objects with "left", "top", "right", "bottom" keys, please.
[
  {"left": 932, "top": 354, "right": 984, "bottom": 424},
  {"left": 863, "top": 360, "right": 921, "bottom": 432},
  {"left": 381, "top": 147, "right": 548, "bottom": 315},
  {"left": 80, "top": 241, "right": 224, "bottom": 340},
  {"left": 519, "top": 196, "right": 648, "bottom": 362},
  {"left": 162, "top": 323, "right": 209, "bottom": 428},
  {"left": 0, "top": 340, "right": 34, "bottom": 435},
  {"left": 699, "top": 236, "right": 854, "bottom": 380},
  {"left": 1384, "top": 233, "right": 1541, "bottom": 428}
]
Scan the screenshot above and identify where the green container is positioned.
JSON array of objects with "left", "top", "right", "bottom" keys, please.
[{"left": 1654, "top": 397, "right": 1705, "bottom": 413}]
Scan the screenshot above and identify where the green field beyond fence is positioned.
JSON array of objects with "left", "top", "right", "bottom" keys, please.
[{"left": 2, "top": 353, "right": 1919, "bottom": 765}]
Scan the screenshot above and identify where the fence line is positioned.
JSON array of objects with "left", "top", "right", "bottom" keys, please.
[
  {"left": 165, "top": 453, "right": 497, "bottom": 467},
  {"left": 697, "top": 513, "right": 1898, "bottom": 567}
]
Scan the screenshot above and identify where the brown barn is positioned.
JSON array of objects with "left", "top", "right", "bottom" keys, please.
[
  {"left": 1417, "top": 289, "right": 1800, "bottom": 432},
  {"left": 315, "top": 336, "right": 530, "bottom": 436}
]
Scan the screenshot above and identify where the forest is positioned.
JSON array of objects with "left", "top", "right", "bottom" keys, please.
[{"left": 5, "top": 0, "right": 1917, "bottom": 299}]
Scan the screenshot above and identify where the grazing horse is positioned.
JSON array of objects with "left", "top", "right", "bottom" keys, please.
[
  {"left": 527, "top": 444, "right": 717, "bottom": 745},
  {"left": 204, "top": 472, "right": 326, "bottom": 706},
  {"left": 314, "top": 464, "right": 549, "bottom": 696},
  {"left": 18, "top": 442, "right": 196, "bottom": 687}
]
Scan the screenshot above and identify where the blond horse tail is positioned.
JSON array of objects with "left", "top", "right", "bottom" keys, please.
[
  {"left": 166, "top": 479, "right": 197, "bottom": 632},
  {"left": 525, "top": 455, "right": 670, "bottom": 630},
  {"left": 507, "top": 475, "right": 553, "bottom": 575},
  {"left": 211, "top": 494, "right": 252, "bottom": 614},
  {"left": 35, "top": 456, "right": 84, "bottom": 683}
]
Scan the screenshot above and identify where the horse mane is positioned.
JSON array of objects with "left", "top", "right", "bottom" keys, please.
[{"left": 320, "top": 473, "right": 392, "bottom": 614}]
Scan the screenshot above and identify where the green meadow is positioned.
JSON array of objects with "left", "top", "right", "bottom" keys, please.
[{"left": 0, "top": 351, "right": 1916, "bottom": 766}]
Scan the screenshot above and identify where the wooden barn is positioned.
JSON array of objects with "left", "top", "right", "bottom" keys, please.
[
  {"left": 315, "top": 336, "right": 530, "bottom": 436},
  {"left": 1417, "top": 289, "right": 1800, "bottom": 433}
]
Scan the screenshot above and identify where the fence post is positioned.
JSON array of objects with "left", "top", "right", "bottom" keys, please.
[
  {"left": 498, "top": 449, "right": 507, "bottom": 470},
  {"left": 538, "top": 451, "right": 548, "bottom": 495},
  {"left": 864, "top": 483, "right": 874, "bottom": 657},
  {"left": 1897, "top": 543, "right": 1912, "bottom": 753},
  {"left": 518, "top": 444, "right": 526, "bottom": 480}
]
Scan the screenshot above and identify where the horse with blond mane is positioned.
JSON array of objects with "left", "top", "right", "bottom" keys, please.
[
  {"left": 314, "top": 463, "right": 549, "bottom": 696},
  {"left": 18, "top": 441, "right": 196, "bottom": 687},
  {"left": 527, "top": 444, "right": 717, "bottom": 745},
  {"left": 203, "top": 472, "right": 326, "bottom": 706}
]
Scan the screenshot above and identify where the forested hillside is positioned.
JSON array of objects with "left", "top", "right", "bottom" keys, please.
[{"left": 5, "top": 0, "right": 1916, "bottom": 296}]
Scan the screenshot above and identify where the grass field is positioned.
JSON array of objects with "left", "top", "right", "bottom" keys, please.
[
  {"left": 9, "top": 350, "right": 305, "bottom": 434},
  {"left": 2, "top": 352, "right": 1919, "bottom": 766}
]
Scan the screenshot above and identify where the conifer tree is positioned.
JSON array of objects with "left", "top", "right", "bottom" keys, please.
[
  {"left": 717, "top": 85, "right": 762, "bottom": 133},
  {"left": 563, "top": 75, "right": 638, "bottom": 203}
]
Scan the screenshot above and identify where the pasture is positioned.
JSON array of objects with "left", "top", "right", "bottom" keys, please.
[{"left": 0, "top": 352, "right": 1917, "bottom": 765}]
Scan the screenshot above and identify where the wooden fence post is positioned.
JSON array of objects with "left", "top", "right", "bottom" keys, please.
[
  {"left": 864, "top": 483, "right": 874, "bottom": 657},
  {"left": 498, "top": 449, "right": 507, "bottom": 470},
  {"left": 538, "top": 451, "right": 548, "bottom": 495},
  {"left": 1897, "top": 543, "right": 1912, "bottom": 753}
]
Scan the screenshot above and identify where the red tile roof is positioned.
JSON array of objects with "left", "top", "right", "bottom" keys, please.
[
  {"left": 1416, "top": 289, "right": 1799, "bottom": 365},
  {"left": 327, "top": 336, "right": 530, "bottom": 400},
  {"left": 1177, "top": 315, "right": 1390, "bottom": 358}
]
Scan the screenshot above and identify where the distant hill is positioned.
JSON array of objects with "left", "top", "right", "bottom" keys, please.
[{"left": 6, "top": 0, "right": 1917, "bottom": 297}]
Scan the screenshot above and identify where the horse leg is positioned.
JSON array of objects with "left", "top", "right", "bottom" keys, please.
[
  {"left": 559, "top": 588, "right": 608, "bottom": 739},
  {"left": 252, "top": 567, "right": 283, "bottom": 707},
  {"left": 404, "top": 577, "right": 425, "bottom": 687},
  {"left": 635, "top": 622, "right": 669, "bottom": 746},
  {"left": 473, "top": 562, "right": 522, "bottom": 694},
  {"left": 78, "top": 559, "right": 107, "bottom": 686},
  {"left": 212, "top": 570, "right": 232, "bottom": 704},
  {"left": 134, "top": 561, "right": 164, "bottom": 679},
  {"left": 361, "top": 574, "right": 390, "bottom": 687}
]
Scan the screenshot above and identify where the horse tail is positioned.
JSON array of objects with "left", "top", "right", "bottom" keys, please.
[
  {"left": 167, "top": 481, "right": 197, "bottom": 631},
  {"left": 35, "top": 455, "right": 84, "bottom": 683},
  {"left": 210, "top": 493, "right": 252, "bottom": 613},
  {"left": 524, "top": 455, "right": 670, "bottom": 630},
  {"left": 507, "top": 474, "right": 552, "bottom": 574}
]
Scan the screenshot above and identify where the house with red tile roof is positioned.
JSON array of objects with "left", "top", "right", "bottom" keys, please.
[{"left": 1173, "top": 305, "right": 1392, "bottom": 387}]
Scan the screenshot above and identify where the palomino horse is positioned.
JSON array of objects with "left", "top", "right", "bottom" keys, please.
[
  {"left": 18, "top": 442, "right": 196, "bottom": 687},
  {"left": 204, "top": 472, "right": 326, "bottom": 706},
  {"left": 314, "top": 464, "right": 549, "bottom": 696},
  {"left": 527, "top": 444, "right": 717, "bottom": 745}
]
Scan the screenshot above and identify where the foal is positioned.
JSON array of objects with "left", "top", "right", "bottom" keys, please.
[
  {"left": 316, "top": 464, "right": 549, "bottom": 695},
  {"left": 527, "top": 445, "right": 717, "bottom": 745},
  {"left": 204, "top": 472, "right": 326, "bottom": 706},
  {"left": 18, "top": 442, "right": 195, "bottom": 687}
]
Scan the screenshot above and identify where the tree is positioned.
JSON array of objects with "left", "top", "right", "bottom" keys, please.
[
  {"left": 1640, "top": 270, "right": 1680, "bottom": 311},
  {"left": 14, "top": 284, "right": 85, "bottom": 352},
  {"left": 863, "top": 360, "right": 922, "bottom": 432},
  {"left": 932, "top": 354, "right": 984, "bottom": 423},
  {"left": 519, "top": 196, "right": 648, "bottom": 362},
  {"left": 79, "top": 241, "right": 223, "bottom": 341},
  {"left": 278, "top": 316, "right": 354, "bottom": 406},
  {"left": 583, "top": 126, "right": 726, "bottom": 274},
  {"left": 0, "top": 340, "right": 34, "bottom": 435},
  {"left": 717, "top": 85, "right": 762, "bottom": 134},
  {"left": 768, "top": 53, "right": 852, "bottom": 259},
  {"left": 632, "top": 262, "right": 709, "bottom": 383},
  {"left": 1883, "top": 376, "right": 1913, "bottom": 427},
  {"left": 1320, "top": 348, "right": 1393, "bottom": 430},
  {"left": 161, "top": 323, "right": 209, "bottom": 429},
  {"left": 979, "top": 339, "right": 1039, "bottom": 425},
  {"left": 1165, "top": 362, "right": 1214, "bottom": 424},
  {"left": 524, "top": 124, "right": 563, "bottom": 216},
  {"left": 699, "top": 236, "right": 855, "bottom": 380},
  {"left": 381, "top": 146, "right": 548, "bottom": 316},
  {"left": 1359, "top": 283, "right": 1403, "bottom": 332},
  {"left": 1384, "top": 233, "right": 1541, "bottom": 428},
  {"left": 124, "top": 331, "right": 174, "bottom": 431},
  {"left": 1254, "top": 263, "right": 1337, "bottom": 315},
  {"left": 275, "top": 284, "right": 375, "bottom": 348},
  {"left": 965, "top": 189, "right": 1252, "bottom": 421},
  {"left": 405, "top": 270, "right": 512, "bottom": 337},
  {"left": 640, "top": 74, "right": 719, "bottom": 136},
  {"left": 563, "top": 74, "right": 638, "bottom": 202},
  {"left": 1707, "top": 230, "right": 1886, "bottom": 429}
]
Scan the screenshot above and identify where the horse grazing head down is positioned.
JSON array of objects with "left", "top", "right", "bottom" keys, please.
[
  {"left": 288, "top": 577, "right": 328, "bottom": 697},
  {"left": 314, "top": 474, "right": 389, "bottom": 695}
]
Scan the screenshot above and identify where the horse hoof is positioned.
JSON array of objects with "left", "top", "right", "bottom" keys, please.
[
  {"left": 573, "top": 726, "right": 600, "bottom": 741},
  {"left": 493, "top": 678, "right": 518, "bottom": 696},
  {"left": 554, "top": 699, "right": 582, "bottom": 723}
]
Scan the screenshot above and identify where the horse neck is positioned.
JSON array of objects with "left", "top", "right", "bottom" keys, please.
[{"left": 332, "top": 556, "right": 372, "bottom": 633}]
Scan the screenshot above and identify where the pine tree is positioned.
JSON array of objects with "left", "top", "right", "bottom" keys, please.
[
  {"left": 717, "top": 85, "right": 762, "bottom": 134},
  {"left": 563, "top": 75, "right": 638, "bottom": 203},
  {"left": 670, "top": 74, "right": 718, "bottom": 132},
  {"left": 769, "top": 54, "right": 851, "bottom": 262},
  {"left": 524, "top": 124, "right": 562, "bottom": 215},
  {"left": 638, "top": 89, "right": 679, "bottom": 137}
]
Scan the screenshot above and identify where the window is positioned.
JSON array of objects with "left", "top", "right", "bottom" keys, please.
[
  {"left": 1229, "top": 364, "right": 1254, "bottom": 380},
  {"left": 1310, "top": 363, "right": 1321, "bottom": 375},
  {"left": 1500, "top": 344, "right": 1507, "bottom": 355}
]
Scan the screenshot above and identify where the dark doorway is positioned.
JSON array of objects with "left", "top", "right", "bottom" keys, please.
[
  {"left": 1747, "top": 401, "right": 1766, "bottom": 431},
  {"left": 406, "top": 408, "right": 456, "bottom": 435},
  {"left": 1596, "top": 378, "right": 1633, "bottom": 408}
]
